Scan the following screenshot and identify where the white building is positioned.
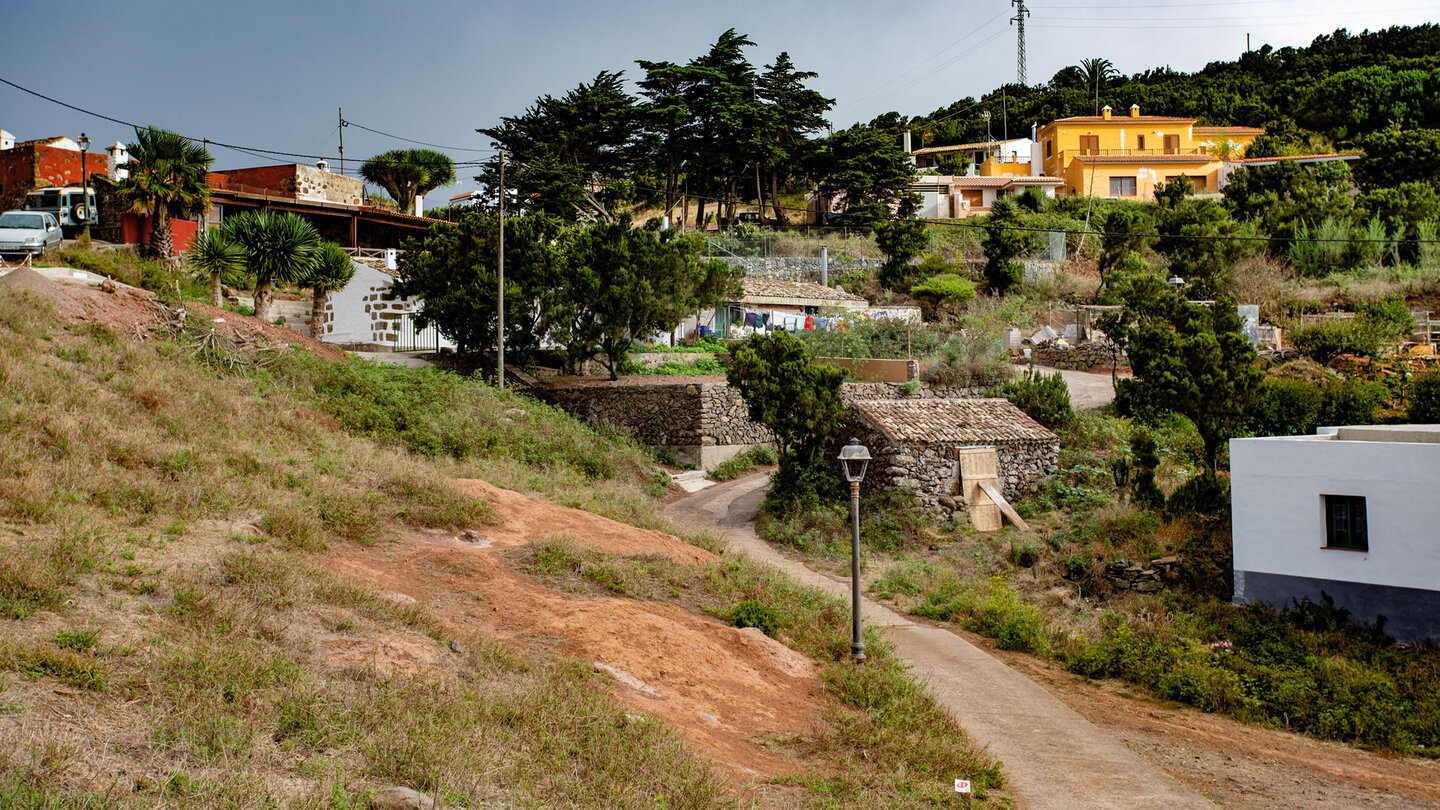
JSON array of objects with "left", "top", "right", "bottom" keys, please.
[
  {"left": 1230, "top": 425, "right": 1440, "bottom": 642},
  {"left": 320, "top": 253, "right": 454, "bottom": 351}
]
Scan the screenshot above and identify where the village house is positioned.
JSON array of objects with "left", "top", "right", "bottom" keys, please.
[
  {"left": 1035, "top": 105, "right": 1263, "bottom": 200},
  {"left": 1230, "top": 425, "right": 1440, "bottom": 642}
]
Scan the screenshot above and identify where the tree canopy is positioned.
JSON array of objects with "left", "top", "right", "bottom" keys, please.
[
  {"left": 360, "top": 149, "right": 457, "bottom": 214},
  {"left": 114, "top": 126, "right": 213, "bottom": 264}
]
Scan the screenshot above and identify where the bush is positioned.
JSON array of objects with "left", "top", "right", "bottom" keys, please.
[
  {"left": 1247, "top": 378, "right": 1323, "bottom": 436},
  {"left": 1289, "top": 321, "right": 1377, "bottom": 363},
  {"left": 707, "top": 445, "right": 778, "bottom": 482},
  {"left": 913, "top": 576, "right": 1050, "bottom": 653},
  {"left": 1410, "top": 370, "right": 1440, "bottom": 423},
  {"left": 910, "top": 273, "right": 977, "bottom": 305},
  {"left": 729, "top": 599, "right": 781, "bottom": 638},
  {"left": 1165, "top": 473, "right": 1229, "bottom": 517},
  {"left": 1318, "top": 379, "right": 1385, "bottom": 427},
  {"left": 999, "top": 367, "right": 1075, "bottom": 429}
]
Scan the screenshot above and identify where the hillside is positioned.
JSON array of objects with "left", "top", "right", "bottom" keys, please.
[
  {"left": 900, "top": 24, "right": 1440, "bottom": 155},
  {"left": 0, "top": 268, "right": 1004, "bottom": 808}
]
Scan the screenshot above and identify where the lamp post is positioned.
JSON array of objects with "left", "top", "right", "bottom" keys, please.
[
  {"left": 77, "top": 133, "right": 91, "bottom": 240},
  {"left": 837, "top": 438, "right": 871, "bottom": 663}
]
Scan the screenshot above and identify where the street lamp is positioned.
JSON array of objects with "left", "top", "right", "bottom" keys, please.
[
  {"left": 1167, "top": 274, "right": 1185, "bottom": 289},
  {"left": 77, "top": 133, "right": 90, "bottom": 240},
  {"left": 837, "top": 438, "right": 871, "bottom": 663}
]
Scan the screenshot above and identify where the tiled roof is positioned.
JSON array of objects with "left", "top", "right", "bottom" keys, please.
[
  {"left": 912, "top": 176, "right": 1062, "bottom": 189},
  {"left": 741, "top": 278, "right": 866, "bottom": 303},
  {"left": 1050, "top": 115, "right": 1195, "bottom": 124},
  {"left": 912, "top": 141, "right": 1003, "bottom": 155},
  {"left": 1072, "top": 154, "right": 1217, "bottom": 164},
  {"left": 1193, "top": 126, "right": 1265, "bottom": 135},
  {"left": 1227, "top": 153, "right": 1361, "bottom": 165},
  {"left": 853, "top": 398, "right": 1057, "bottom": 444}
]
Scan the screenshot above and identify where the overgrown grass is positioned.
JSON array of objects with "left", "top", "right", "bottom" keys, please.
[{"left": 708, "top": 445, "right": 778, "bottom": 482}]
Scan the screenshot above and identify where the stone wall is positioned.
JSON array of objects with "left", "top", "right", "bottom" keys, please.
[
  {"left": 720, "top": 256, "right": 883, "bottom": 283},
  {"left": 1032, "top": 339, "right": 1126, "bottom": 373},
  {"left": 538, "top": 379, "right": 773, "bottom": 468},
  {"left": 844, "top": 419, "right": 1058, "bottom": 521}
]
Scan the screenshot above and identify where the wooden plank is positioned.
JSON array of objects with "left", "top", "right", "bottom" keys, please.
[
  {"left": 977, "top": 480, "right": 1031, "bottom": 532},
  {"left": 956, "top": 447, "right": 1002, "bottom": 532}
]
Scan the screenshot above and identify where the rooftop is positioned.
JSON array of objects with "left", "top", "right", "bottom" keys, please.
[
  {"left": 740, "top": 278, "right": 867, "bottom": 307},
  {"left": 1072, "top": 153, "right": 1218, "bottom": 164},
  {"left": 911, "top": 138, "right": 1031, "bottom": 156},
  {"left": 1048, "top": 114, "right": 1195, "bottom": 125},
  {"left": 853, "top": 398, "right": 1057, "bottom": 444},
  {"left": 1227, "top": 153, "right": 1362, "bottom": 165},
  {"left": 1248, "top": 425, "right": 1440, "bottom": 444},
  {"left": 913, "top": 176, "right": 1062, "bottom": 189},
  {"left": 1193, "top": 126, "right": 1266, "bottom": 135}
]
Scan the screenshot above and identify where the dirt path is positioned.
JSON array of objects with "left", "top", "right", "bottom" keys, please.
[
  {"left": 1034, "top": 365, "right": 1119, "bottom": 410},
  {"left": 668, "top": 475, "right": 1216, "bottom": 810},
  {"left": 669, "top": 473, "right": 1440, "bottom": 810}
]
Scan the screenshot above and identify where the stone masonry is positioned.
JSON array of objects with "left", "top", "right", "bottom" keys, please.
[
  {"left": 846, "top": 398, "right": 1059, "bottom": 520},
  {"left": 721, "top": 256, "right": 884, "bottom": 284}
]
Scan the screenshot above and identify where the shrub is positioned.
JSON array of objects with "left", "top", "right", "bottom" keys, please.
[
  {"left": 1009, "top": 541, "right": 1040, "bottom": 568},
  {"left": 1410, "top": 370, "right": 1440, "bottom": 423},
  {"left": 708, "top": 445, "right": 778, "bottom": 482},
  {"left": 1318, "top": 379, "right": 1385, "bottom": 427},
  {"left": 1247, "top": 378, "right": 1323, "bottom": 436},
  {"left": 913, "top": 576, "right": 1050, "bottom": 653},
  {"left": 999, "top": 367, "right": 1075, "bottom": 429},
  {"left": 1290, "top": 321, "right": 1377, "bottom": 363},
  {"left": 729, "top": 599, "right": 781, "bottom": 638},
  {"left": 1165, "top": 473, "right": 1229, "bottom": 517},
  {"left": 910, "top": 273, "right": 977, "bottom": 305}
]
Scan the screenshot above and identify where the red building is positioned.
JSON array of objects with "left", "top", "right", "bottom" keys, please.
[{"left": 0, "top": 134, "right": 111, "bottom": 211}]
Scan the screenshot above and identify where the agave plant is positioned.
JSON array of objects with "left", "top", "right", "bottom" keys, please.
[{"left": 222, "top": 210, "right": 322, "bottom": 321}]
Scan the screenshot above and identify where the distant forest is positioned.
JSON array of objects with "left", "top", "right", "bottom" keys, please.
[{"left": 891, "top": 25, "right": 1440, "bottom": 158}]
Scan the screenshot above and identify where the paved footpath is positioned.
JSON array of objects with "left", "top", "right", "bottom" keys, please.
[{"left": 667, "top": 473, "right": 1215, "bottom": 810}]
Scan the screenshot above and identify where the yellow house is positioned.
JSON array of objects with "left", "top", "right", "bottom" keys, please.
[{"left": 1035, "top": 104, "right": 1263, "bottom": 200}]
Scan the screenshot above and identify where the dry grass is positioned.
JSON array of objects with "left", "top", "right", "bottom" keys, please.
[{"left": 0, "top": 289, "right": 1010, "bottom": 807}]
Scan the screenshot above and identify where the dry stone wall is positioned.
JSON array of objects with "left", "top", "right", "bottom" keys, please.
[
  {"left": 1032, "top": 339, "right": 1126, "bottom": 373},
  {"left": 722, "top": 257, "right": 883, "bottom": 283},
  {"left": 539, "top": 380, "right": 773, "bottom": 455}
]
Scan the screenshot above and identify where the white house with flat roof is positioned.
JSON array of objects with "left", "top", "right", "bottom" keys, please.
[{"left": 1230, "top": 425, "right": 1440, "bottom": 642}]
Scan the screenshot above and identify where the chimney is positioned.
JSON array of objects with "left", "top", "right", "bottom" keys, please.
[
  {"left": 1130, "top": 104, "right": 1140, "bottom": 118},
  {"left": 107, "top": 142, "right": 130, "bottom": 181},
  {"left": 1102, "top": 105, "right": 1113, "bottom": 121},
  {"left": 316, "top": 159, "right": 330, "bottom": 172},
  {"left": 903, "top": 130, "right": 913, "bottom": 153},
  {"left": 0, "top": 129, "right": 13, "bottom": 151}
]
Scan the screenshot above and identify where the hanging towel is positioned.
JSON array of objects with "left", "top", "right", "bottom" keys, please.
[
  {"left": 805, "top": 316, "right": 815, "bottom": 331},
  {"left": 744, "top": 311, "right": 757, "bottom": 327}
]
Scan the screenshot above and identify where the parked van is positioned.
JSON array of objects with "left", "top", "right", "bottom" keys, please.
[{"left": 22, "top": 186, "right": 97, "bottom": 235}]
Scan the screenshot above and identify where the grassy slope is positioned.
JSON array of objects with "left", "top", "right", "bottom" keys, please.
[{"left": 0, "top": 289, "right": 1004, "bottom": 808}]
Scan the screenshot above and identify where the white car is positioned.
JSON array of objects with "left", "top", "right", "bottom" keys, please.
[{"left": 0, "top": 210, "right": 63, "bottom": 256}]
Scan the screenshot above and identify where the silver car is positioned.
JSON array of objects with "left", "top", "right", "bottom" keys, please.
[{"left": 0, "top": 210, "right": 62, "bottom": 256}]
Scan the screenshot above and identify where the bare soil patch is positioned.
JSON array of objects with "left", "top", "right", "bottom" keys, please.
[
  {"left": 0, "top": 267, "right": 343, "bottom": 360},
  {"left": 326, "top": 484, "right": 824, "bottom": 780}
]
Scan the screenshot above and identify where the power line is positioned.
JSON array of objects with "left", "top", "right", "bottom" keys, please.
[
  {"left": 836, "top": 14, "right": 1008, "bottom": 118},
  {"left": 340, "top": 119, "right": 496, "bottom": 153}
]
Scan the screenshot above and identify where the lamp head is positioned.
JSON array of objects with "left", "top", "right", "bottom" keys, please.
[
  {"left": 78, "top": 133, "right": 89, "bottom": 150},
  {"left": 837, "top": 438, "right": 871, "bottom": 484}
]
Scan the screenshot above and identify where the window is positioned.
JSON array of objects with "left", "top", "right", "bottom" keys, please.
[
  {"left": 1109, "top": 176, "right": 1137, "bottom": 196},
  {"left": 1137, "top": 134, "right": 1146, "bottom": 150},
  {"left": 1164, "top": 134, "right": 1181, "bottom": 154},
  {"left": 1045, "top": 139, "right": 1053, "bottom": 158},
  {"left": 1324, "top": 495, "right": 1368, "bottom": 551}
]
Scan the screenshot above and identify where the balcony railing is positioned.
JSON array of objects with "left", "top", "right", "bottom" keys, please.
[{"left": 1060, "top": 147, "right": 1208, "bottom": 161}]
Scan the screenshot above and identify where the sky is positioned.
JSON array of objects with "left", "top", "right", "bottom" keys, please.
[{"left": 4, "top": 0, "right": 1438, "bottom": 199}]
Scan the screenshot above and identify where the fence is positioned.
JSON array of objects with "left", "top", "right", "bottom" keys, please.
[{"left": 392, "top": 313, "right": 443, "bottom": 352}]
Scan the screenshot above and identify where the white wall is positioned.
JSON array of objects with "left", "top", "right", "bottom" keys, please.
[{"left": 1230, "top": 435, "right": 1440, "bottom": 591}]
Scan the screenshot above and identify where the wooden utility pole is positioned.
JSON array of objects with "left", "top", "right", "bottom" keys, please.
[{"left": 497, "top": 150, "right": 505, "bottom": 390}]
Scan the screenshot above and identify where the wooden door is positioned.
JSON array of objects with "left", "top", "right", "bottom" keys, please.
[
  {"left": 1080, "top": 135, "right": 1100, "bottom": 155},
  {"left": 961, "top": 189, "right": 984, "bottom": 210},
  {"left": 955, "top": 447, "right": 1002, "bottom": 531},
  {"left": 1164, "top": 134, "right": 1180, "bottom": 155}
]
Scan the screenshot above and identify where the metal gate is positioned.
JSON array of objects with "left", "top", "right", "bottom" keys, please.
[{"left": 393, "top": 313, "right": 440, "bottom": 352}]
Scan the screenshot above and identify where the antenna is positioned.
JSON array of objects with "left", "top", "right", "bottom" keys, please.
[{"left": 1010, "top": 0, "right": 1030, "bottom": 86}]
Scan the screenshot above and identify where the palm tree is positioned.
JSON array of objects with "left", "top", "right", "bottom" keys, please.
[
  {"left": 360, "top": 148, "right": 456, "bottom": 215},
  {"left": 184, "top": 227, "right": 247, "bottom": 307},
  {"left": 305, "top": 242, "right": 356, "bottom": 339},
  {"left": 1077, "top": 57, "right": 1119, "bottom": 115},
  {"left": 114, "top": 126, "right": 213, "bottom": 265},
  {"left": 222, "top": 210, "right": 322, "bottom": 322}
]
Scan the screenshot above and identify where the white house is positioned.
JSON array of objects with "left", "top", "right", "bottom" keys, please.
[
  {"left": 1230, "top": 425, "right": 1440, "bottom": 642},
  {"left": 320, "top": 253, "right": 454, "bottom": 351}
]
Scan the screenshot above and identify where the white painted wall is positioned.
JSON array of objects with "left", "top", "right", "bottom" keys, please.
[
  {"left": 1230, "top": 434, "right": 1440, "bottom": 591},
  {"left": 321, "top": 259, "right": 454, "bottom": 350}
]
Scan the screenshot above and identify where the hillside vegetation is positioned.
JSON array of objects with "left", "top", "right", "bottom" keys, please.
[{"left": 0, "top": 282, "right": 1005, "bottom": 808}]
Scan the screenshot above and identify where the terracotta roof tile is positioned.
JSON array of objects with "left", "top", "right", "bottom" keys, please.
[
  {"left": 1050, "top": 115, "right": 1196, "bottom": 124},
  {"left": 1194, "top": 126, "right": 1265, "bottom": 135},
  {"left": 741, "top": 278, "right": 866, "bottom": 303},
  {"left": 853, "top": 398, "right": 1057, "bottom": 444},
  {"left": 1228, "top": 153, "right": 1361, "bottom": 164},
  {"left": 1072, "top": 154, "right": 1218, "bottom": 164}
]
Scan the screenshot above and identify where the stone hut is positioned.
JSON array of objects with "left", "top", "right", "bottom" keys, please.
[{"left": 846, "top": 398, "right": 1059, "bottom": 518}]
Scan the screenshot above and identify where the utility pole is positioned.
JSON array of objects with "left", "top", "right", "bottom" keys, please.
[
  {"left": 338, "top": 108, "right": 346, "bottom": 174},
  {"left": 1011, "top": 0, "right": 1030, "bottom": 86},
  {"left": 497, "top": 150, "right": 505, "bottom": 390}
]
